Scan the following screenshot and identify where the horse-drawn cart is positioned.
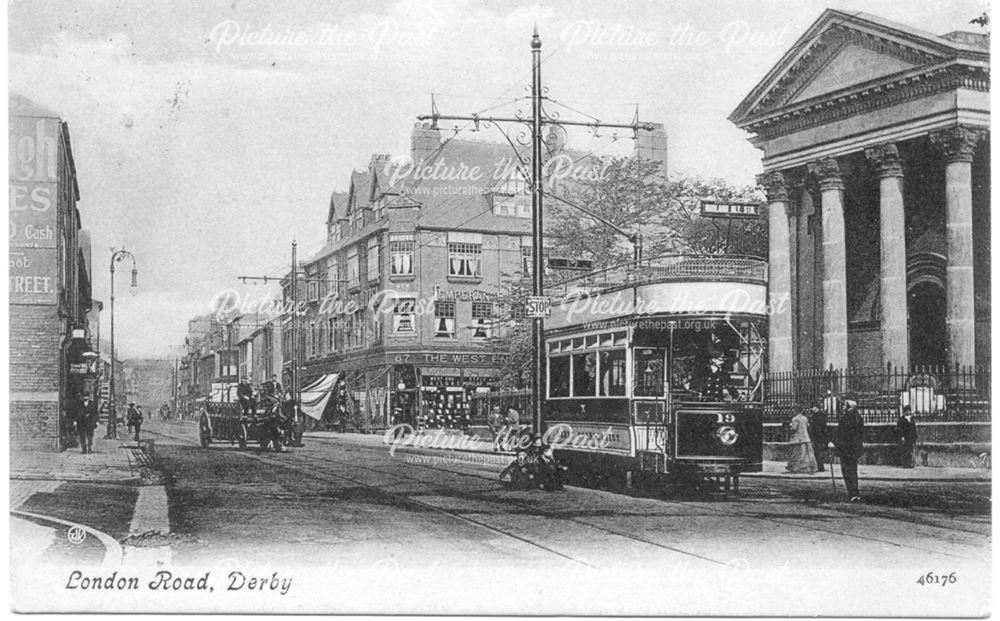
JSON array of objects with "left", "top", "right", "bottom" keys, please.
[{"left": 198, "top": 400, "right": 292, "bottom": 452}]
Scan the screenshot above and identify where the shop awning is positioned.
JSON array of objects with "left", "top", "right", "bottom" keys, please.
[{"left": 301, "top": 373, "right": 339, "bottom": 421}]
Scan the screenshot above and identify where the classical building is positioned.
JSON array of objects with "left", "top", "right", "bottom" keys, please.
[
  {"left": 730, "top": 10, "right": 990, "bottom": 374},
  {"left": 291, "top": 121, "right": 668, "bottom": 430},
  {"left": 9, "top": 93, "right": 96, "bottom": 450}
]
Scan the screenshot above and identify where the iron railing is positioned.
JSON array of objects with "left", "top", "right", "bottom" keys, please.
[{"left": 763, "top": 364, "right": 990, "bottom": 424}]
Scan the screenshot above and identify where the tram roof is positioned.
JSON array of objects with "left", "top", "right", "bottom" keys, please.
[{"left": 545, "top": 253, "right": 768, "bottom": 299}]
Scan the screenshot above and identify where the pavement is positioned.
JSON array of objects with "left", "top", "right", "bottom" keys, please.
[{"left": 9, "top": 430, "right": 169, "bottom": 569}]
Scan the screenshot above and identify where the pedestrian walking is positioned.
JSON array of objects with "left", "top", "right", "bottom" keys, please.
[
  {"left": 77, "top": 396, "right": 98, "bottom": 454},
  {"left": 895, "top": 406, "right": 918, "bottom": 468},
  {"left": 785, "top": 408, "right": 817, "bottom": 473},
  {"left": 487, "top": 405, "right": 504, "bottom": 450},
  {"left": 808, "top": 403, "right": 829, "bottom": 472},
  {"left": 126, "top": 403, "right": 143, "bottom": 442},
  {"left": 830, "top": 395, "right": 865, "bottom": 502}
]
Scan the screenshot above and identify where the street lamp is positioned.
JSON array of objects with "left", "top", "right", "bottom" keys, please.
[{"left": 106, "top": 248, "right": 138, "bottom": 440}]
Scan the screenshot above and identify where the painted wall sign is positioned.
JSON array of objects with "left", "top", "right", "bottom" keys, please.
[{"left": 9, "top": 116, "right": 60, "bottom": 305}]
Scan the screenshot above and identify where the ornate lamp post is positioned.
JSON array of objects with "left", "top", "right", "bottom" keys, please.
[{"left": 106, "top": 248, "right": 138, "bottom": 440}]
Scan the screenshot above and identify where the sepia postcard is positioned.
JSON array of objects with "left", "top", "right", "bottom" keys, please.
[{"left": 6, "top": 0, "right": 993, "bottom": 615}]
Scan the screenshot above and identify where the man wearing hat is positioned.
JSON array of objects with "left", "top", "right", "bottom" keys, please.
[
  {"left": 829, "top": 395, "right": 865, "bottom": 502},
  {"left": 895, "top": 406, "right": 918, "bottom": 468},
  {"left": 126, "top": 403, "right": 143, "bottom": 442}
]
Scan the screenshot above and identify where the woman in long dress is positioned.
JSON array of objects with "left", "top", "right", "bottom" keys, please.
[{"left": 786, "top": 409, "right": 818, "bottom": 473}]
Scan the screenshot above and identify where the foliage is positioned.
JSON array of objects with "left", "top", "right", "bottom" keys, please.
[{"left": 546, "top": 158, "right": 767, "bottom": 265}]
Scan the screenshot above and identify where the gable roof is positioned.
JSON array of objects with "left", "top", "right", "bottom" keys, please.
[
  {"left": 9, "top": 92, "right": 60, "bottom": 118},
  {"left": 730, "top": 9, "right": 990, "bottom": 130},
  {"left": 326, "top": 191, "right": 349, "bottom": 225}
]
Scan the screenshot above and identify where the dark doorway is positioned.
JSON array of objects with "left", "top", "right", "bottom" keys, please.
[{"left": 908, "top": 282, "right": 946, "bottom": 367}]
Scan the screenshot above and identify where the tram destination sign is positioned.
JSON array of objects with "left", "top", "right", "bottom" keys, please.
[
  {"left": 699, "top": 198, "right": 762, "bottom": 219},
  {"left": 547, "top": 257, "right": 594, "bottom": 271}
]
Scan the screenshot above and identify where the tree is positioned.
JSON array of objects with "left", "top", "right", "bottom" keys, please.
[
  {"left": 546, "top": 158, "right": 766, "bottom": 264},
  {"left": 494, "top": 160, "right": 769, "bottom": 389}
]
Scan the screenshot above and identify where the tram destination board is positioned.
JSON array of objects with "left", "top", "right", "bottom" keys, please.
[{"left": 699, "top": 198, "right": 762, "bottom": 219}]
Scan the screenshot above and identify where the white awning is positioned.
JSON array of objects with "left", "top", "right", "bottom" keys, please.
[{"left": 300, "top": 373, "right": 339, "bottom": 421}]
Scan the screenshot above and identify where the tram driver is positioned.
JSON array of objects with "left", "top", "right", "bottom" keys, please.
[{"left": 687, "top": 339, "right": 739, "bottom": 402}]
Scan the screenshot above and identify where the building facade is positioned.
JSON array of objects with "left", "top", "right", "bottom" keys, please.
[
  {"left": 9, "top": 93, "right": 96, "bottom": 451},
  {"left": 291, "top": 122, "right": 668, "bottom": 430},
  {"left": 730, "top": 10, "right": 990, "bottom": 375}
]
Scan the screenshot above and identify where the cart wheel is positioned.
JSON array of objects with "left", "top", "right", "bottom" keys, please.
[
  {"left": 238, "top": 425, "right": 248, "bottom": 450},
  {"left": 199, "top": 429, "right": 210, "bottom": 448}
]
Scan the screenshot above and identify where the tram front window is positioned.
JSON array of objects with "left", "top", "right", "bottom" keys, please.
[{"left": 633, "top": 319, "right": 765, "bottom": 403}]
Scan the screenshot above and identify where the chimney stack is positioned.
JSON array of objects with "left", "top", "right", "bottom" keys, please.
[
  {"left": 411, "top": 122, "right": 442, "bottom": 166},
  {"left": 634, "top": 123, "right": 668, "bottom": 177}
]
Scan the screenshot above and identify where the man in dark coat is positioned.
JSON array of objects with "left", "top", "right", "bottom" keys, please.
[
  {"left": 77, "top": 397, "right": 98, "bottom": 454},
  {"left": 830, "top": 396, "right": 864, "bottom": 502},
  {"left": 126, "top": 403, "right": 143, "bottom": 442},
  {"left": 808, "top": 403, "right": 829, "bottom": 472},
  {"left": 895, "top": 406, "right": 917, "bottom": 468},
  {"left": 237, "top": 377, "right": 254, "bottom": 415}
]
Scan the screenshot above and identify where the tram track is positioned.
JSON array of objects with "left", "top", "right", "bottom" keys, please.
[
  {"left": 299, "top": 435, "right": 988, "bottom": 564},
  {"left": 149, "top": 425, "right": 985, "bottom": 566}
]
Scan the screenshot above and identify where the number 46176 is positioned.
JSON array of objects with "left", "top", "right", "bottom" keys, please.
[{"left": 917, "top": 572, "right": 956, "bottom": 586}]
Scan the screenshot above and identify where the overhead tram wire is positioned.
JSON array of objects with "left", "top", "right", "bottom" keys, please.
[{"left": 230, "top": 61, "right": 566, "bottom": 283}]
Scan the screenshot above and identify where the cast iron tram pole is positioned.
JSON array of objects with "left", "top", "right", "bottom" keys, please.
[{"left": 418, "top": 29, "right": 655, "bottom": 436}]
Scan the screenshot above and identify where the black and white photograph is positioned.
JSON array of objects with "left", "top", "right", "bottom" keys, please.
[{"left": 5, "top": 0, "right": 992, "bottom": 615}]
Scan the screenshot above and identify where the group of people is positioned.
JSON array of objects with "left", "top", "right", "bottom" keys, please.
[
  {"left": 487, "top": 406, "right": 526, "bottom": 451},
  {"left": 786, "top": 398, "right": 919, "bottom": 502},
  {"left": 236, "top": 374, "right": 284, "bottom": 416}
]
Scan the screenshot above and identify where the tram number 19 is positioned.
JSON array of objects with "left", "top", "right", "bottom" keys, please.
[{"left": 716, "top": 413, "right": 736, "bottom": 423}]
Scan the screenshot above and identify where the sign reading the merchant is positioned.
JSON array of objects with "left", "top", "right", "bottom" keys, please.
[
  {"left": 9, "top": 115, "right": 60, "bottom": 305},
  {"left": 699, "top": 198, "right": 762, "bottom": 219}
]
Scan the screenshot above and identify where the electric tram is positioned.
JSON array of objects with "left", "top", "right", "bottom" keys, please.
[{"left": 542, "top": 254, "right": 768, "bottom": 490}]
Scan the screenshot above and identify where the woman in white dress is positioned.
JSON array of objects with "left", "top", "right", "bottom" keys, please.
[{"left": 786, "top": 409, "right": 818, "bottom": 473}]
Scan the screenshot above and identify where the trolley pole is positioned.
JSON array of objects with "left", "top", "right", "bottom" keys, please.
[{"left": 418, "top": 27, "right": 654, "bottom": 437}]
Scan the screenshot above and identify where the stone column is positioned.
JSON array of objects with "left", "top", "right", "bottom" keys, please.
[
  {"left": 758, "top": 171, "right": 794, "bottom": 374},
  {"left": 930, "top": 126, "right": 986, "bottom": 369},
  {"left": 864, "top": 143, "right": 909, "bottom": 370},
  {"left": 808, "top": 158, "right": 848, "bottom": 371}
]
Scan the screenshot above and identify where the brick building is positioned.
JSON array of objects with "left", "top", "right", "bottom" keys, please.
[
  {"left": 9, "top": 93, "right": 96, "bottom": 451},
  {"left": 290, "top": 122, "right": 667, "bottom": 430}
]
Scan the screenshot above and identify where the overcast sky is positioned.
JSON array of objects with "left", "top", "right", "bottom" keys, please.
[{"left": 7, "top": 0, "right": 987, "bottom": 358}]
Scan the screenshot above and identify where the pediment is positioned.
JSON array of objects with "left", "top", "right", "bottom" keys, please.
[
  {"left": 730, "top": 10, "right": 970, "bottom": 126},
  {"left": 787, "top": 43, "right": 918, "bottom": 104}
]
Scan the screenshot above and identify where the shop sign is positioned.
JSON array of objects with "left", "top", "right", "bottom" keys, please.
[
  {"left": 70, "top": 362, "right": 91, "bottom": 375},
  {"left": 432, "top": 286, "right": 499, "bottom": 302},
  {"left": 390, "top": 351, "right": 510, "bottom": 366},
  {"left": 421, "top": 375, "right": 498, "bottom": 388}
]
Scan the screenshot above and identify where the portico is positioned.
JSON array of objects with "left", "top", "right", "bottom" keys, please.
[{"left": 732, "top": 10, "right": 990, "bottom": 374}]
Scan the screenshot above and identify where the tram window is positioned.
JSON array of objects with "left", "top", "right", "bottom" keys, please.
[
  {"left": 634, "top": 348, "right": 665, "bottom": 397},
  {"left": 598, "top": 349, "right": 626, "bottom": 396},
  {"left": 572, "top": 352, "right": 596, "bottom": 396},
  {"left": 549, "top": 356, "right": 570, "bottom": 398}
]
